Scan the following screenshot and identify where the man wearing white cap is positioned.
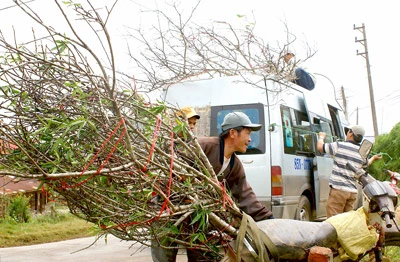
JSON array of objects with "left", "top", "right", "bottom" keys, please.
[
  {"left": 317, "top": 125, "right": 380, "bottom": 217},
  {"left": 283, "top": 49, "right": 315, "bottom": 91}
]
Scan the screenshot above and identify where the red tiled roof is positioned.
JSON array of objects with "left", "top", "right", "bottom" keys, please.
[{"left": 0, "top": 176, "right": 41, "bottom": 195}]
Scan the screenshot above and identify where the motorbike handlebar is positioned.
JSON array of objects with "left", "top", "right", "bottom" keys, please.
[
  {"left": 384, "top": 213, "right": 393, "bottom": 228},
  {"left": 348, "top": 162, "right": 397, "bottom": 228}
]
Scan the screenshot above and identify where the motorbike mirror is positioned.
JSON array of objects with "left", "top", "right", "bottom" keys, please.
[{"left": 359, "top": 139, "right": 373, "bottom": 163}]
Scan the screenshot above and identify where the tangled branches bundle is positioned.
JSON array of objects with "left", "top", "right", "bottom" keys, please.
[
  {"left": 0, "top": 0, "right": 311, "bottom": 259},
  {"left": 0, "top": 22, "right": 240, "bottom": 257},
  {"left": 0, "top": 0, "right": 249, "bottom": 256},
  {"left": 0, "top": 72, "right": 240, "bottom": 250}
]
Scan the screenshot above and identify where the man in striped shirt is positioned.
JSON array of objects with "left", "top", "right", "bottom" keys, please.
[{"left": 317, "top": 125, "right": 367, "bottom": 218}]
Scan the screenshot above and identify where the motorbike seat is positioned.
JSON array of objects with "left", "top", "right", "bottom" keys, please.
[{"left": 256, "top": 219, "right": 338, "bottom": 261}]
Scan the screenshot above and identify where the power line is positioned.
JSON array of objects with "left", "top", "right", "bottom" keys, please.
[
  {"left": 375, "top": 89, "right": 400, "bottom": 103},
  {"left": 0, "top": 0, "right": 37, "bottom": 12},
  {"left": 126, "top": 0, "right": 151, "bottom": 10}
]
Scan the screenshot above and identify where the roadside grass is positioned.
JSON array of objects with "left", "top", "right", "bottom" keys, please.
[
  {"left": 0, "top": 210, "right": 96, "bottom": 248},
  {"left": 386, "top": 247, "right": 400, "bottom": 261}
]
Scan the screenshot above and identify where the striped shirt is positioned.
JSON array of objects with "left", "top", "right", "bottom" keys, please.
[{"left": 323, "top": 141, "right": 364, "bottom": 193}]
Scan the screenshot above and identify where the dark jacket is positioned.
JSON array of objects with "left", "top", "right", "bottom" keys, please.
[{"left": 197, "top": 137, "right": 273, "bottom": 221}]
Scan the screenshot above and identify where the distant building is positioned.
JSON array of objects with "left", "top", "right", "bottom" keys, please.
[
  {"left": 0, "top": 176, "right": 48, "bottom": 217},
  {"left": 0, "top": 139, "right": 49, "bottom": 217}
]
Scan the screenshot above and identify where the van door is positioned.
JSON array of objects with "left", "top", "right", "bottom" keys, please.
[
  {"left": 302, "top": 92, "right": 335, "bottom": 218},
  {"left": 311, "top": 116, "right": 334, "bottom": 218},
  {"left": 312, "top": 105, "right": 347, "bottom": 217}
]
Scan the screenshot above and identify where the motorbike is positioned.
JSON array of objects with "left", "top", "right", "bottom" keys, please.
[
  {"left": 385, "top": 169, "right": 400, "bottom": 195},
  {"left": 243, "top": 139, "right": 400, "bottom": 261}
]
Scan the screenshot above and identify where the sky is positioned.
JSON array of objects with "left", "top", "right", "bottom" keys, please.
[{"left": 0, "top": 0, "right": 399, "bottom": 136}]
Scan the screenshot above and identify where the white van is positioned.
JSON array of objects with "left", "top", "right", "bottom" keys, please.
[{"left": 162, "top": 75, "right": 349, "bottom": 221}]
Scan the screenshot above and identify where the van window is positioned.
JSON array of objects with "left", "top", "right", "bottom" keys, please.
[
  {"left": 281, "top": 106, "right": 313, "bottom": 155},
  {"left": 210, "top": 104, "right": 265, "bottom": 154},
  {"left": 328, "top": 105, "right": 346, "bottom": 141},
  {"left": 313, "top": 117, "right": 334, "bottom": 143}
]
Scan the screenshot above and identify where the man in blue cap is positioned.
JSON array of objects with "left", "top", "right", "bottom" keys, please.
[{"left": 152, "top": 111, "right": 273, "bottom": 262}]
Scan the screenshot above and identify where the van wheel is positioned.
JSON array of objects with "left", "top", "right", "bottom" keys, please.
[{"left": 296, "top": 196, "right": 312, "bottom": 221}]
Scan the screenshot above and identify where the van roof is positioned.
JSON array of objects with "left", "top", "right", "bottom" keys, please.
[{"left": 162, "top": 75, "right": 343, "bottom": 111}]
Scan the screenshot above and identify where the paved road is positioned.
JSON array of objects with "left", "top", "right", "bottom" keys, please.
[{"left": 0, "top": 235, "right": 187, "bottom": 262}]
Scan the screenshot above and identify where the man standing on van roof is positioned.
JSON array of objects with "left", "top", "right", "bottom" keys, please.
[
  {"left": 283, "top": 49, "right": 315, "bottom": 91},
  {"left": 151, "top": 111, "right": 274, "bottom": 262},
  {"left": 317, "top": 125, "right": 381, "bottom": 218}
]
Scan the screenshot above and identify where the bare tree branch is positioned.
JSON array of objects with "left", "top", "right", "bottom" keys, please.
[{"left": 0, "top": 1, "right": 315, "bottom": 258}]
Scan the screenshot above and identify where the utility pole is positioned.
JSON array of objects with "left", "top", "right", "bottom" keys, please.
[
  {"left": 356, "top": 107, "right": 359, "bottom": 125},
  {"left": 341, "top": 86, "right": 349, "bottom": 122},
  {"left": 354, "top": 23, "right": 379, "bottom": 138}
]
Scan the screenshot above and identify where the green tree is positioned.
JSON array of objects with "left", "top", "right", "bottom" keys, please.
[
  {"left": 368, "top": 122, "right": 400, "bottom": 181},
  {"left": 8, "top": 194, "right": 31, "bottom": 223}
]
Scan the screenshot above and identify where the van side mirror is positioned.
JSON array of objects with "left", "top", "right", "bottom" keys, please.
[{"left": 359, "top": 139, "right": 373, "bottom": 163}]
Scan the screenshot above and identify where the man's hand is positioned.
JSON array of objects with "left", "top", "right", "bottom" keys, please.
[
  {"left": 368, "top": 154, "right": 382, "bottom": 166},
  {"left": 316, "top": 132, "right": 326, "bottom": 153}
]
